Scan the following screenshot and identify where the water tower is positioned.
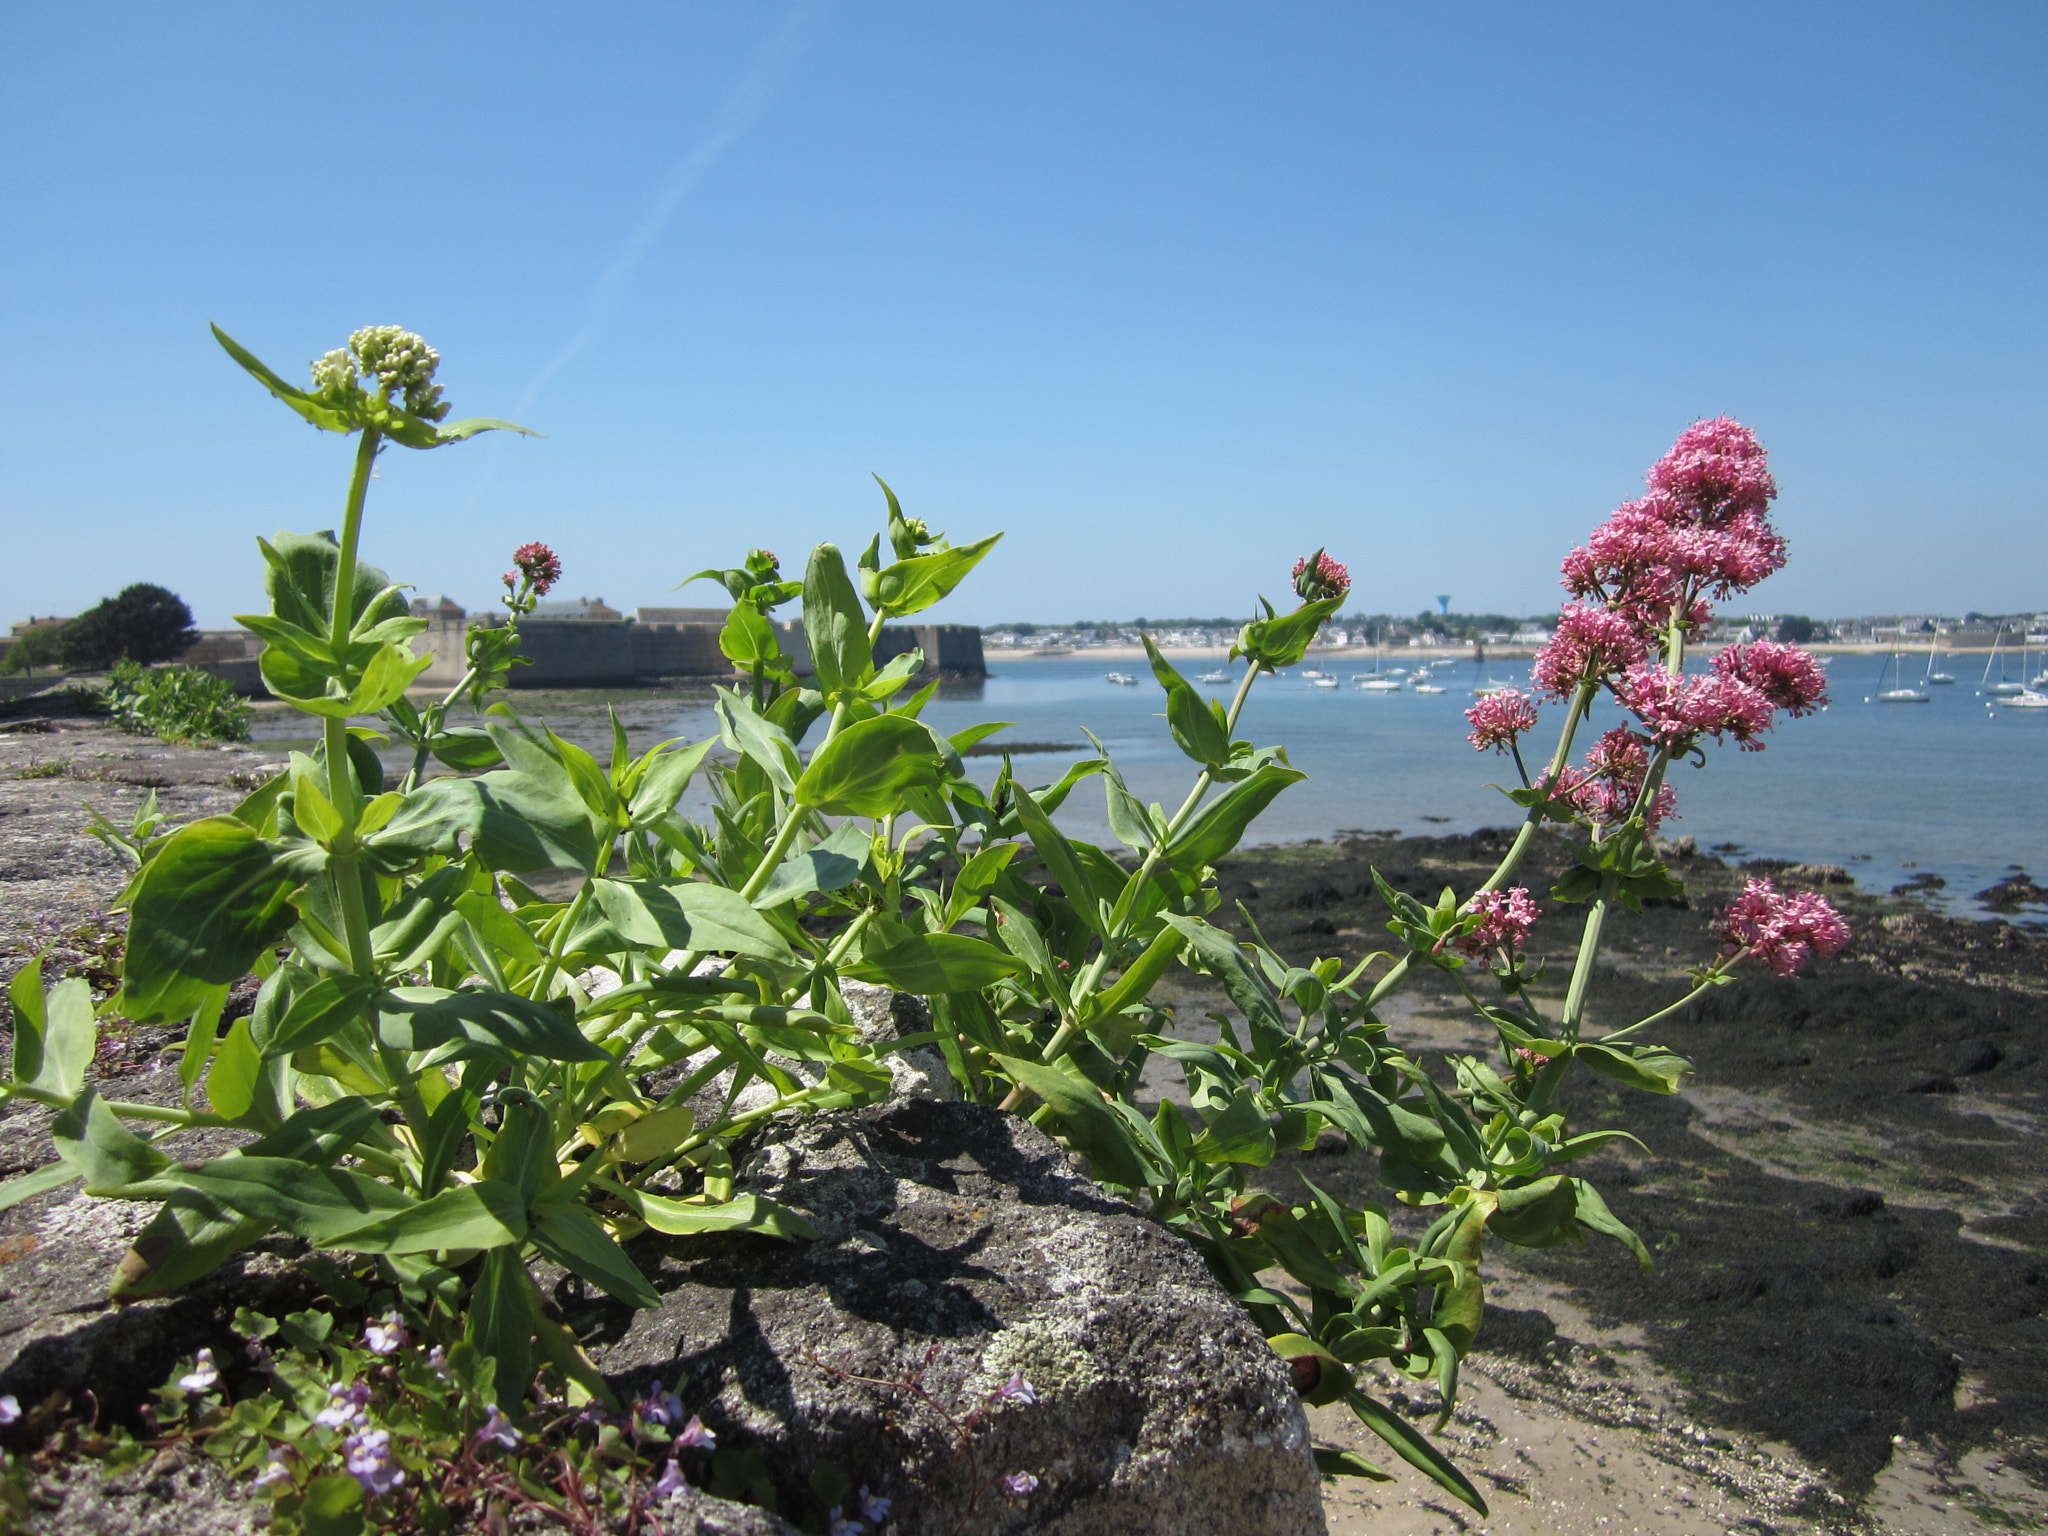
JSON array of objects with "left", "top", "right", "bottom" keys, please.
[{"left": 1436, "top": 595, "right": 1450, "bottom": 617}]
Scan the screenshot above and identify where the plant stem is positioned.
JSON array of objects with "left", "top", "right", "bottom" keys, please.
[
  {"left": 1596, "top": 953, "right": 1740, "bottom": 1044},
  {"left": 531, "top": 881, "right": 595, "bottom": 1001},
  {"left": 1012, "top": 662, "right": 1264, "bottom": 1095},
  {"left": 1475, "top": 678, "right": 1597, "bottom": 897},
  {"left": 320, "top": 426, "right": 431, "bottom": 1148}
]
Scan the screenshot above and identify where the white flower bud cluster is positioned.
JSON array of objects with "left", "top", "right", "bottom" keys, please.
[
  {"left": 348, "top": 326, "right": 451, "bottom": 422},
  {"left": 310, "top": 348, "right": 359, "bottom": 398}
]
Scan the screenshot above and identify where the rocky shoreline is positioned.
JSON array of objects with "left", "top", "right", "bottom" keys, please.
[{"left": 2, "top": 718, "right": 2045, "bottom": 1531}]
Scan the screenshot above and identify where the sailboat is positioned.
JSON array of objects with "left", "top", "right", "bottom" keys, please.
[
  {"left": 1196, "top": 668, "right": 1231, "bottom": 685},
  {"left": 1923, "top": 644, "right": 1956, "bottom": 686},
  {"left": 1875, "top": 651, "right": 1929, "bottom": 703},
  {"left": 1354, "top": 627, "right": 1403, "bottom": 690},
  {"left": 1982, "top": 633, "right": 2026, "bottom": 697},
  {"left": 1999, "top": 688, "right": 2048, "bottom": 710}
]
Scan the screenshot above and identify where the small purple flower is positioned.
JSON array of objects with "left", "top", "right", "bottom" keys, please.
[
  {"left": 637, "top": 1379, "right": 686, "bottom": 1427},
  {"left": 1000, "top": 1471, "right": 1040, "bottom": 1498},
  {"left": 0, "top": 1396, "right": 18, "bottom": 1426},
  {"left": 314, "top": 1380, "right": 371, "bottom": 1428},
  {"left": 425, "top": 1345, "right": 448, "bottom": 1374},
  {"left": 650, "top": 1459, "right": 687, "bottom": 1499},
  {"left": 475, "top": 1403, "right": 521, "bottom": 1449},
  {"left": 178, "top": 1349, "right": 220, "bottom": 1394},
  {"left": 343, "top": 1427, "right": 405, "bottom": 1496},
  {"left": 362, "top": 1311, "right": 406, "bottom": 1355},
  {"left": 828, "top": 1510, "right": 865, "bottom": 1536},
  {"left": 675, "top": 1414, "right": 716, "bottom": 1451},
  {"left": 859, "top": 1485, "right": 892, "bottom": 1523},
  {"left": 253, "top": 1447, "right": 292, "bottom": 1488},
  {"left": 994, "top": 1370, "right": 1037, "bottom": 1405}
]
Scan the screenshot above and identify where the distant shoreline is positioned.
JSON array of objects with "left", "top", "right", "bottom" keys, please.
[{"left": 989, "top": 639, "right": 2028, "bottom": 667}]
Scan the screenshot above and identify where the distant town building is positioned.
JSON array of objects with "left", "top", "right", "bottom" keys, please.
[
  {"left": 529, "top": 597, "right": 621, "bottom": 622},
  {"left": 409, "top": 594, "right": 467, "bottom": 620},
  {"left": 635, "top": 607, "right": 731, "bottom": 627}
]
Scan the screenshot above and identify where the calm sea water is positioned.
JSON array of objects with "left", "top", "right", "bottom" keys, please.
[
  {"left": 281, "top": 650, "right": 2048, "bottom": 921},
  {"left": 909, "top": 652, "right": 2048, "bottom": 918}
]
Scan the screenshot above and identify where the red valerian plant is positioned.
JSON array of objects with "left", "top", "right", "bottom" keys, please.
[{"left": 0, "top": 337, "right": 1853, "bottom": 1531}]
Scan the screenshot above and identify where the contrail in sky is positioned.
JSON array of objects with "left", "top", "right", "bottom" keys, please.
[{"left": 466, "top": 5, "right": 821, "bottom": 501}]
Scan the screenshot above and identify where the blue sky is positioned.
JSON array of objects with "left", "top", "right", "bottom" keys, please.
[{"left": 3, "top": 3, "right": 2043, "bottom": 629}]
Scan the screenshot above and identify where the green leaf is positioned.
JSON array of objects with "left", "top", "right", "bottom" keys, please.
[
  {"left": 1083, "top": 925, "right": 1186, "bottom": 1023},
  {"left": 1567, "top": 1177, "right": 1654, "bottom": 1271},
  {"left": 803, "top": 543, "right": 873, "bottom": 698},
  {"left": 333, "top": 1180, "right": 528, "bottom": 1254},
  {"left": 1237, "top": 596, "right": 1345, "bottom": 670},
  {"left": 582, "top": 880, "right": 795, "bottom": 964},
  {"left": 428, "top": 726, "right": 503, "bottom": 771},
  {"left": 794, "top": 714, "right": 950, "bottom": 817},
  {"left": 529, "top": 1209, "right": 661, "bottom": 1308},
  {"left": 1090, "top": 738, "right": 1157, "bottom": 852},
  {"left": 846, "top": 931, "right": 1025, "bottom": 994},
  {"left": 1144, "top": 635, "right": 1233, "bottom": 767},
  {"left": 468, "top": 1247, "right": 536, "bottom": 1403},
  {"left": 204, "top": 1019, "right": 269, "bottom": 1124},
  {"left": 1158, "top": 915, "right": 1287, "bottom": 1040},
  {"left": 626, "top": 1189, "right": 818, "bottom": 1240},
  {"left": 14, "top": 969, "right": 96, "bottom": 1101},
  {"left": 1574, "top": 1041, "right": 1692, "bottom": 1094},
  {"left": 992, "top": 1054, "right": 1152, "bottom": 1188},
  {"left": 114, "top": 1187, "right": 269, "bottom": 1300},
  {"left": 718, "top": 602, "right": 780, "bottom": 667},
  {"left": 869, "top": 533, "right": 1003, "bottom": 617},
  {"left": 121, "top": 817, "right": 298, "bottom": 1022},
  {"left": 52, "top": 1088, "right": 170, "bottom": 1192},
  {"left": 375, "top": 716, "right": 603, "bottom": 874},
  {"left": 211, "top": 325, "right": 356, "bottom": 433},
  {"left": 377, "top": 988, "right": 611, "bottom": 1063},
  {"left": 1163, "top": 762, "right": 1306, "bottom": 873},
  {"left": 626, "top": 738, "right": 716, "bottom": 827},
  {"left": 301, "top": 1472, "right": 367, "bottom": 1536},
  {"left": 715, "top": 689, "right": 801, "bottom": 795},
  {"left": 1009, "top": 781, "right": 1108, "bottom": 939},
  {"left": 752, "top": 821, "right": 872, "bottom": 909},
  {"left": 1313, "top": 1447, "right": 1394, "bottom": 1481},
  {"left": 428, "top": 416, "right": 539, "bottom": 446},
  {"left": 943, "top": 840, "right": 1019, "bottom": 926},
  {"left": 0, "top": 1162, "right": 79, "bottom": 1213},
  {"left": 1343, "top": 1389, "right": 1487, "bottom": 1515},
  {"left": 171, "top": 1158, "right": 410, "bottom": 1244},
  {"left": 264, "top": 973, "right": 379, "bottom": 1056},
  {"left": 1191, "top": 1088, "right": 1277, "bottom": 1166}
]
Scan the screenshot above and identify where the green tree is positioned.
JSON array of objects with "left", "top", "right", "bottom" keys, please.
[
  {"left": 1, "top": 624, "right": 67, "bottom": 675},
  {"left": 1774, "top": 613, "right": 1818, "bottom": 643},
  {"left": 58, "top": 584, "right": 197, "bottom": 670}
]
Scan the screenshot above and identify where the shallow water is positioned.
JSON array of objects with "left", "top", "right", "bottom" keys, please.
[
  {"left": 261, "top": 650, "right": 2048, "bottom": 921},
  {"left": 927, "top": 652, "right": 2048, "bottom": 919}
]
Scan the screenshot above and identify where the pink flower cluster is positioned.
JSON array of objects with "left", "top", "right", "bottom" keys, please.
[
  {"left": 1539, "top": 419, "right": 1790, "bottom": 697},
  {"left": 1465, "top": 689, "right": 1537, "bottom": 753},
  {"left": 1611, "top": 664, "right": 1776, "bottom": 752},
  {"left": 1548, "top": 727, "right": 1679, "bottom": 832},
  {"left": 507, "top": 541, "right": 562, "bottom": 596},
  {"left": 1714, "top": 877, "right": 1850, "bottom": 976},
  {"left": 1525, "top": 419, "right": 1827, "bottom": 777},
  {"left": 1713, "top": 640, "right": 1829, "bottom": 716},
  {"left": 1291, "top": 550, "right": 1350, "bottom": 603},
  {"left": 1458, "top": 887, "right": 1540, "bottom": 956},
  {"left": 1532, "top": 605, "right": 1647, "bottom": 698}
]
